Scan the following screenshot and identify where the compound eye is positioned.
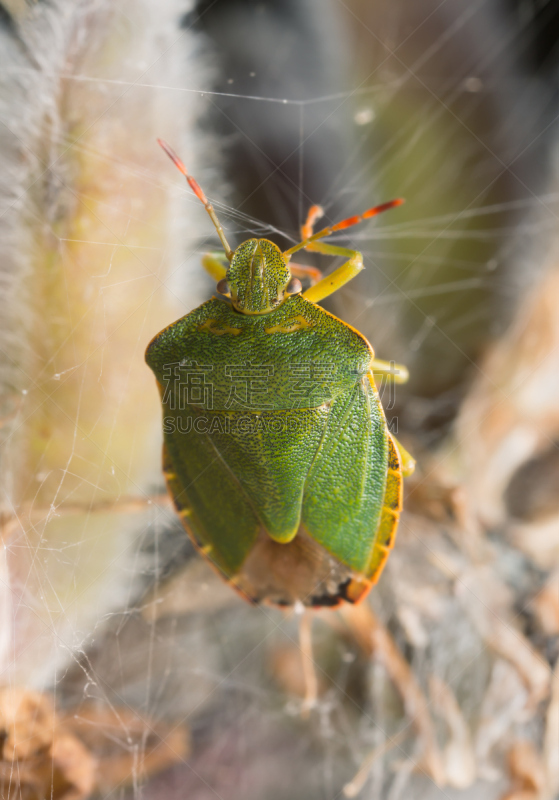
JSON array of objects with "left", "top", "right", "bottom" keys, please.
[
  {"left": 216, "top": 278, "right": 230, "bottom": 295},
  {"left": 286, "top": 278, "right": 302, "bottom": 294}
]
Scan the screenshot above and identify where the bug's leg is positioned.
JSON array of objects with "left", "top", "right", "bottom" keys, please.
[
  {"left": 300, "top": 204, "right": 324, "bottom": 240},
  {"left": 301, "top": 242, "right": 364, "bottom": 304},
  {"left": 158, "top": 140, "right": 233, "bottom": 259},
  {"left": 286, "top": 206, "right": 327, "bottom": 288},
  {"left": 392, "top": 437, "right": 416, "bottom": 477},
  {"left": 289, "top": 262, "right": 323, "bottom": 286},
  {"left": 298, "top": 609, "right": 318, "bottom": 717},
  {"left": 201, "top": 250, "right": 229, "bottom": 282},
  {"left": 371, "top": 357, "right": 409, "bottom": 385},
  {"left": 368, "top": 369, "right": 416, "bottom": 477},
  {"left": 285, "top": 199, "right": 403, "bottom": 300}
]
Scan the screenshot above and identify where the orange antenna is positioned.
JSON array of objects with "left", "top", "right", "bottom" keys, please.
[
  {"left": 157, "top": 139, "right": 233, "bottom": 260},
  {"left": 284, "top": 198, "right": 404, "bottom": 257}
]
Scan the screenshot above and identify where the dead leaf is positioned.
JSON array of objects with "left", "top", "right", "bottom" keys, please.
[
  {"left": 457, "top": 568, "right": 551, "bottom": 706},
  {"left": 500, "top": 740, "right": 545, "bottom": 800},
  {"left": 543, "top": 665, "right": 559, "bottom": 800},
  {"left": 0, "top": 688, "right": 96, "bottom": 800},
  {"left": 475, "top": 660, "right": 529, "bottom": 771},
  {"left": 0, "top": 688, "right": 56, "bottom": 761},
  {"left": 0, "top": 688, "right": 190, "bottom": 800},
  {"left": 429, "top": 675, "right": 476, "bottom": 788},
  {"left": 62, "top": 704, "right": 190, "bottom": 792},
  {"left": 457, "top": 268, "right": 559, "bottom": 531},
  {"left": 338, "top": 603, "right": 445, "bottom": 786},
  {"left": 531, "top": 571, "right": 559, "bottom": 636}
]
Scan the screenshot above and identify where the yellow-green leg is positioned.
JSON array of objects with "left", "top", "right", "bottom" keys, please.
[
  {"left": 289, "top": 262, "right": 323, "bottom": 285},
  {"left": 371, "top": 357, "right": 409, "bottom": 385},
  {"left": 368, "top": 368, "right": 415, "bottom": 477},
  {"left": 201, "top": 250, "right": 228, "bottom": 282},
  {"left": 300, "top": 242, "right": 364, "bottom": 304},
  {"left": 393, "top": 437, "right": 416, "bottom": 477}
]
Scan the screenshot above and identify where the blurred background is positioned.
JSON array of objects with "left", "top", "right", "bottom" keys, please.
[{"left": 0, "top": 1, "right": 558, "bottom": 798}]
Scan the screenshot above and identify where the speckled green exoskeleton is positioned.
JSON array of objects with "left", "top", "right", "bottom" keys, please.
[{"left": 146, "top": 140, "right": 415, "bottom": 607}]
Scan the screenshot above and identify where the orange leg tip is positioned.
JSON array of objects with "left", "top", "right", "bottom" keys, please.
[
  {"left": 301, "top": 204, "right": 326, "bottom": 239},
  {"left": 363, "top": 198, "right": 405, "bottom": 218},
  {"left": 157, "top": 138, "right": 188, "bottom": 175},
  {"left": 332, "top": 215, "right": 360, "bottom": 232},
  {"left": 308, "top": 204, "right": 324, "bottom": 221},
  {"left": 187, "top": 176, "right": 208, "bottom": 204}
]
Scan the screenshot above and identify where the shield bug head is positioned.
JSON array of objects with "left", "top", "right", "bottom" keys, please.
[{"left": 226, "top": 239, "right": 292, "bottom": 314}]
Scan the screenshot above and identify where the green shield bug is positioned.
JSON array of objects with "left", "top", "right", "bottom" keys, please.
[{"left": 146, "top": 140, "right": 416, "bottom": 608}]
